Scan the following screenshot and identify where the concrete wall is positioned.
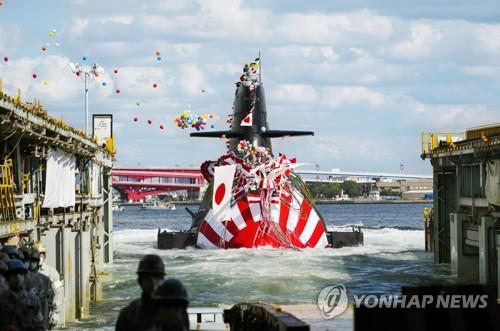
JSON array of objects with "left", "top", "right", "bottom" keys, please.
[{"left": 63, "top": 227, "right": 77, "bottom": 322}]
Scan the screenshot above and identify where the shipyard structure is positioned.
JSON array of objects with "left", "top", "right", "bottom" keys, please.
[
  {"left": 0, "top": 80, "right": 114, "bottom": 322},
  {"left": 422, "top": 124, "right": 500, "bottom": 297}
]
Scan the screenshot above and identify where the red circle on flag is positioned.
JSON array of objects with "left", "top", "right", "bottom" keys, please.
[{"left": 214, "top": 183, "right": 226, "bottom": 205}]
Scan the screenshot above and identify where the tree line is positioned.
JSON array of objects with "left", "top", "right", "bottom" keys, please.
[
  {"left": 305, "top": 181, "right": 399, "bottom": 199},
  {"left": 305, "top": 181, "right": 361, "bottom": 199}
]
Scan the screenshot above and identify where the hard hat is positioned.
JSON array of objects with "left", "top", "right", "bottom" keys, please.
[
  {"left": 6, "top": 259, "right": 28, "bottom": 275},
  {"left": 33, "top": 242, "right": 47, "bottom": 254},
  {"left": 152, "top": 278, "right": 189, "bottom": 305},
  {"left": 0, "top": 252, "right": 9, "bottom": 262},
  {"left": 137, "top": 254, "right": 165, "bottom": 275}
]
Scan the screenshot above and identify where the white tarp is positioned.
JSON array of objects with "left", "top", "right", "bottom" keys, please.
[
  {"left": 485, "top": 160, "right": 500, "bottom": 206},
  {"left": 91, "top": 163, "right": 101, "bottom": 198},
  {"left": 42, "top": 148, "right": 76, "bottom": 208}
]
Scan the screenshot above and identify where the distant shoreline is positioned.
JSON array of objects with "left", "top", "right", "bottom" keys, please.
[
  {"left": 118, "top": 199, "right": 433, "bottom": 206},
  {"left": 314, "top": 199, "right": 433, "bottom": 205}
]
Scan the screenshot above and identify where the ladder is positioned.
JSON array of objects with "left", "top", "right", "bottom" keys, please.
[{"left": 0, "top": 159, "right": 16, "bottom": 221}]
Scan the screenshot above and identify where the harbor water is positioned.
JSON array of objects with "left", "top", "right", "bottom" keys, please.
[{"left": 66, "top": 202, "right": 458, "bottom": 330}]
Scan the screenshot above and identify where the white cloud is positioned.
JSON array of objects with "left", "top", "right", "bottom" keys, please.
[
  {"left": 461, "top": 65, "right": 500, "bottom": 77},
  {"left": 112, "top": 66, "right": 173, "bottom": 97},
  {"left": 178, "top": 63, "right": 205, "bottom": 96},
  {"left": 205, "top": 62, "right": 242, "bottom": 77},
  {"left": 270, "top": 46, "right": 339, "bottom": 63},
  {"left": 269, "top": 84, "right": 318, "bottom": 104},
  {"left": 386, "top": 23, "right": 442, "bottom": 59},
  {"left": 197, "top": 0, "right": 271, "bottom": 38},
  {"left": 409, "top": 102, "right": 498, "bottom": 130},
  {"left": 0, "top": 56, "right": 82, "bottom": 103},
  {"left": 0, "top": 25, "right": 24, "bottom": 55},
  {"left": 476, "top": 24, "right": 500, "bottom": 55},
  {"left": 172, "top": 43, "right": 204, "bottom": 58},
  {"left": 68, "top": 18, "right": 90, "bottom": 39},
  {"left": 98, "top": 15, "right": 135, "bottom": 25},
  {"left": 275, "top": 10, "right": 393, "bottom": 45},
  {"left": 311, "top": 135, "right": 392, "bottom": 165},
  {"left": 322, "top": 86, "right": 387, "bottom": 108}
]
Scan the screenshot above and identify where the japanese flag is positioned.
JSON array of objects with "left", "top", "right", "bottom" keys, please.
[{"left": 212, "top": 164, "right": 236, "bottom": 221}]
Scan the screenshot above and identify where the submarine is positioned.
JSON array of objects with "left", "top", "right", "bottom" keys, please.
[
  {"left": 157, "top": 58, "right": 363, "bottom": 249},
  {"left": 190, "top": 60, "right": 313, "bottom": 153}
]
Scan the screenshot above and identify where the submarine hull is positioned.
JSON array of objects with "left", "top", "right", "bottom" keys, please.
[{"left": 173, "top": 58, "right": 361, "bottom": 250}]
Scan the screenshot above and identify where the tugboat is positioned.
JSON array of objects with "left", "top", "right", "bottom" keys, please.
[
  {"left": 112, "top": 204, "right": 124, "bottom": 211},
  {"left": 157, "top": 58, "right": 363, "bottom": 249},
  {"left": 140, "top": 200, "right": 176, "bottom": 210}
]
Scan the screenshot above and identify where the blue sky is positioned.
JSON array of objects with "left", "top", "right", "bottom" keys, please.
[{"left": 1, "top": 0, "right": 500, "bottom": 174}]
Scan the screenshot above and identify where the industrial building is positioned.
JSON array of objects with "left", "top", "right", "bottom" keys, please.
[
  {"left": 422, "top": 124, "right": 500, "bottom": 297},
  {"left": 0, "top": 81, "right": 114, "bottom": 322}
]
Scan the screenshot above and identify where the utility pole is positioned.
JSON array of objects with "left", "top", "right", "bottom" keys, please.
[{"left": 69, "top": 62, "right": 104, "bottom": 135}]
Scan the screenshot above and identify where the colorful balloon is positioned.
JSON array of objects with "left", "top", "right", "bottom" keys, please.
[
  {"left": 82, "top": 56, "right": 87, "bottom": 61},
  {"left": 133, "top": 117, "right": 138, "bottom": 122},
  {"left": 55, "top": 43, "right": 60, "bottom": 47},
  {"left": 101, "top": 82, "right": 107, "bottom": 86},
  {"left": 147, "top": 120, "right": 152, "bottom": 125},
  {"left": 43, "top": 80, "right": 49, "bottom": 86},
  {"left": 136, "top": 102, "right": 140, "bottom": 106},
  {"left": 32, "top": 73, "right": 37, "bottom": 79},
  {"left": 155, "top": 50, "right": 161, "bottom": 56},
  {"left": 156, "top": 56, "right": 161, "bottom": 61},
  {"left": 113, "top": 69, "right": 118, "bottom": 74},
  {"left": 41, "top": 46, "right": 47, "bottom": 52},
  {"left": 115, "top": 89, "right": 121, "bottom": 94},
  {"left": 153, "top": 83, "right": 158, "bottom": 88},
  {"left": 159, "top": 125, "right": 165, "bottom": 130},
  {"left": 3, "top": 56, "right": 8, "bottom": 62}
]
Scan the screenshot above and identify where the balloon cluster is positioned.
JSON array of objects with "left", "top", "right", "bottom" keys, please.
[
  {"left": 41, "top": 29, "right": 60, "bottom": 52},
  {"left": 174, "top": 110, "right": 211, "bottom": 131},
  {"left": 237, "top": 140, "right": 252, "bottom": 153},
  {"left": 235, "top": 139, "right": 272, "bottom": 162}
]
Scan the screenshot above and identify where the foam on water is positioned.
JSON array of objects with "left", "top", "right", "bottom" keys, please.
[
  {"left": 110, "top": 225, "right": 433, "bottom": 306},
  {"left": 71, "top": 203, "right": 454, "bottom": 330},
  {"left": 114, "top": 226, "right": 425, "bottom": 256}
]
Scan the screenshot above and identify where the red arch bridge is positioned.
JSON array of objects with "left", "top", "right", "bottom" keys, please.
[{"left": 112, "top": 166, "right": 206, "bottom": 201}]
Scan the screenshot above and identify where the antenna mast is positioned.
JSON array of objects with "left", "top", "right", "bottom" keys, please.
[{"left": 258, "top": 50, "right": 262, "bottom": 83}]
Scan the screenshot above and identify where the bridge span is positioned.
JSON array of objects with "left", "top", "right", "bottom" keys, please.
[
  {"left": 112, "top": 166, "right": 205, "bottom": 201},
  {"left": 112, "top": 166, "right": 432, "bottom": 201}
]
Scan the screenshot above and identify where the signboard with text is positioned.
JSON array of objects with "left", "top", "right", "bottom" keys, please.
[{"left": 92, "top": 114, "right": 113, "bottom": 146}]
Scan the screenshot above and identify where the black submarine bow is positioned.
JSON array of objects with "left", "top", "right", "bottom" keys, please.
[{"left": 190, "top": 70, "right": 313, "bottom": 153}]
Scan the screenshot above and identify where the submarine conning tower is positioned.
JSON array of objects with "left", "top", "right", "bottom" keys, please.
[
  {"left": 229, "top": 84, "right": 271, "bottom": 152},
  {"left": 190, "top": 61, "right": 314, "bottom": 153}
]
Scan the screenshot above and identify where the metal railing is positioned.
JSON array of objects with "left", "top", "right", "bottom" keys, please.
[{"left": 421, "top": 132, "right": 466, "bottom": 156}]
